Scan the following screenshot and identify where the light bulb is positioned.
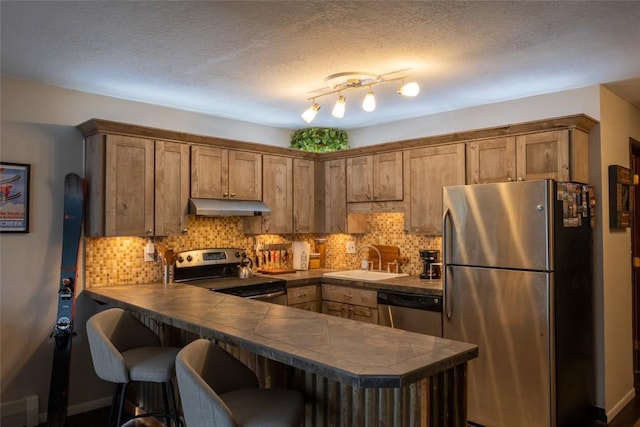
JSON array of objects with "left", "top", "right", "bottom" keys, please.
[
  {"left": 362, "top": 90, "right": 376, "bottom": 112},
  {"left": 301, "top": 103, "right": 320, "bottom": 123},
  {"left": 398, "top": 81, "right": 420, "bottom": 97},
  {"left": 332, "top": 95, "right": 346, "bottom": 119}
]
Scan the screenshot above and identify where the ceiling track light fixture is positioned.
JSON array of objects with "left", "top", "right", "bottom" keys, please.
[
  {"left": 301, "top": 70, "right": 420, "bottom": 123},
  {"left": 301, "top": 100, "right": 321, "bottom": 124},
  {"left": 332, "top": 94, "right": 346, "bottom": 118}
]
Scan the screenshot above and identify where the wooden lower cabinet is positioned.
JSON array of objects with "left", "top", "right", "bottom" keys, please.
[
  {"left": 321, "top": 284, "right": 378, "bottom": 324},
  {"left": 287, "top": 284, "right": 319, "bottom": 312}
]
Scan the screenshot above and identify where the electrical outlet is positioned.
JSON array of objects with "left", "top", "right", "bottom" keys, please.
[
  {"left": 144, "top": 242, "right": 156, "bottom": 262},
  {"left": 346, "top": 241, "right": 356, "bottom": 254}
]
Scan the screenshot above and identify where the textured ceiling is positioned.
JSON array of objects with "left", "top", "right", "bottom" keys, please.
[{"left": 2, "top": 1, "right": 639, "bottom": 130}]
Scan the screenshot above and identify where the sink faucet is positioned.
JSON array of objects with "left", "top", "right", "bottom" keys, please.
[{"left": 356, "top": 245, "right": 382, "bottom": 271}]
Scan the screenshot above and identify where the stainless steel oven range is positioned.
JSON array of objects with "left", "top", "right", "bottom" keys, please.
[{"left": 173, "top": 248, "right": 287, "bottom": 305}]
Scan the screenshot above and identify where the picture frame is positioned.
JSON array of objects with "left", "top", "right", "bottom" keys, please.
[
  {"left": 608, "top": 164, "right": 631, "bottom": 229},
  {"left": 0, "top": 162, "right": 30, "bottom": 233}
]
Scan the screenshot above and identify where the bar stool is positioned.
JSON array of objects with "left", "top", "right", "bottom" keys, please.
[
  {"left": 175, "top": 338, "right": 304, "bottom": 427},
  {"left": 86, "top": 308, "right": 181, "bottom": 427}
]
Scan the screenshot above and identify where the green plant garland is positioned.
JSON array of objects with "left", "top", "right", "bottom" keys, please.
[{"left": 290, "top": 128, "right": 349, "bottom": 152}]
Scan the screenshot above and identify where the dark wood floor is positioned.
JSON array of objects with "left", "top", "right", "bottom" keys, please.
[
  {"left": 604, "top": 397, "right": 640, "bottom": 427},
  {"left": 41, "top": 398, "right": 640, "bottom": 427}
]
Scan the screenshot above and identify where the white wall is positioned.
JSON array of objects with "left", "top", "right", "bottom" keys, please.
[
  {"left": 1, "top": 76, "right": 637, "bottom": 424},
  {"left": 348, "top": 86, "right": 601, "bottom": 147},
  {"left": 597, "top": 87, "right": 640, "bottom": 419}
]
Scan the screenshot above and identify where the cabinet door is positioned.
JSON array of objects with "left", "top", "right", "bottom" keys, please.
[
  {"left": 404, "top": 143, "right": 466, "bottom": 234},
  {"left": 466, "top": 137, "right": 516, "bottom": 184},
  {"left": 155, "top": 141, "right": 190, "bottom": 236},
  {"left": 373, "top": 152, "right": 403, "bottom": 201},
  {"left": 229, "top": 151, "right": 262, "bottom": 200},
  {"left": 352, "top": 305, "right": 378, "bottom": 324},
  {"left": 288, "top": 285, "right": 319, "bottom": 312},
  {"left": 190, "top": 146, "right": 229, "bottom": 199},
  {"left": 322, "top": 301, "right": 350, "bottom": 318},
  {"left": 515, "top": 130, "right": 569, "bottom": 181},
  {"left": 293, "top": 158, "right": 316, "bottom": 233},
  {"left": 261, "top": 155, "right": 292, "bottom": 234},
  {"left": 347, "top": 155, "right": 373, "bottom": 202},
  {"left": 347, "top": 152, "right": 403, "bottom": 202},
  {"left": 105, "top": 135, "right": 154, "bottom": 236},
  {"left": 325, "top": 159, "right": 347, "bottom": 233}
]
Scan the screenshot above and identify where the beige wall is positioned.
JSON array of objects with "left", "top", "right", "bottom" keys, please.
[
  {"left": 0, "top": 76, "right": 292, "bottom": 425},
  {"left": 597, "top": 87, "right": 640, "bottom": 417},
  {"left": 1, "top": 75, "right": 636, "bottom": 424}
]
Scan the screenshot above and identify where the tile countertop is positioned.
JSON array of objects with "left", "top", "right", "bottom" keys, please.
[
  {"left": 83, "top": 284, "right": 475, "bottom": 388},
  {"left": 259, "top": 269, "right": 444, "bottom": 295}
]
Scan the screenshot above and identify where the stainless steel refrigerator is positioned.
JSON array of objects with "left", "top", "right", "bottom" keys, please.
[{"left": 442, "top": 180, "right": 594, "bottom": 427}]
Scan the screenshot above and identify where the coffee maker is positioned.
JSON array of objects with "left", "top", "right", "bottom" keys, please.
[{"left": 419, "top": 249, "right": 441, "bottom": 279}]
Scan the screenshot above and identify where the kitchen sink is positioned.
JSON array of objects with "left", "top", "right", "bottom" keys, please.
[{"left": 323, "top": 270, "right": 408, "bottom": 281}]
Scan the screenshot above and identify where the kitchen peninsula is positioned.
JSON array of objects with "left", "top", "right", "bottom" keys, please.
[{"left": 84, "top": 284, "right": 477, "bottom": 427}]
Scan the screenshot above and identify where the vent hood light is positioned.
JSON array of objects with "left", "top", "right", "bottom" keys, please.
[{"left": 189, "top": 198, "right": 271, "bottom": 217}]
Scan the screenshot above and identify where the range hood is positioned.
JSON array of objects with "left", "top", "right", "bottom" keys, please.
[{"left": 189, "top": 198, "right": 271, "bottom": 217}]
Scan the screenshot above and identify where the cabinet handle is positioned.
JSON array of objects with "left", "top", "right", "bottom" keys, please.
[
  {"left": 182, "top": 228, "right": 188, "bottom": 234},
  {"left": 298, "top": 292, "right": 307, "bottom": 297},
  {"left": 344, "top": 294, "right": 353, "bottom": 299},
  {"left": 223, "top": 192, "right": 229, "bottom": 197},
  {"left": 230, "top": 192, "right": 236, "bottom": 198},
  {"left": 146, "top": 229, "right": 153, "bottom": 235},
  {"left": 366, "top": 194, "right": 371, "bottom": 199},
  {"left": 517, "top": 177, "right": 524, "bottom": 181},
  {"left": 507, "top": 177, "right": 513, "bottom": 182}
]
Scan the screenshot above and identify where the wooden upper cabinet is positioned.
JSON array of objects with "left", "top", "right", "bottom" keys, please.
[
  {"left": 260, "top": 155, "right": 293, "bottom": 234},
  {"left": 86, "top": 134, "right": 189, "bottom": 237},
  {"left": 346, "top": 156, "right": 373, "bottom": 202},
  {"left": 467, "top": 129, "right": 589, "bottom": 184},
  {"left": 229, "top": 150, "right": 262, "bottom": 201},
  {"left": 404, "top": 143, "right": 466, "bottom": 234},
  {"left": 155, "top": 141, "right": 190, "bottom": 236},
  {"left": 190, "top": 146, "right": 228, "bottom": 199},
  {"left": 347, "top": 152, "right": 403, "bottom": 202},
  {"left": 293, "top": 158, "right": 316, "bottom": 233},
  {"left": 325, "top": 159, "right": 347, "bottom": 233},
  {"left": 103, "top": 135, "right": 154, "bottom": 237},
  {"left": 466, "top": 137, "right": 516, "bottom": 184},
  {"left": 191, "top": 146, "right": 261, "bottom": 200},
  {"left": 515, "top": 130, "right": 570, "bottom": 182}
]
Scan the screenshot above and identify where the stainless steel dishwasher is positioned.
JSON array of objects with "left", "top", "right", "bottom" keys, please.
[{"left": 377, "top": 290, "right": 443, "bottom": 337}]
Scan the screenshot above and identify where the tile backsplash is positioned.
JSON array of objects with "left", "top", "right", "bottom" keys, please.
[{"left": 84, "top": 213, "right": 441, "bottom": 287}]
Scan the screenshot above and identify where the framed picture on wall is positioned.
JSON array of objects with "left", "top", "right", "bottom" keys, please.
[{"left": 0, "top": 162, "right": 30, "bottom": 233}]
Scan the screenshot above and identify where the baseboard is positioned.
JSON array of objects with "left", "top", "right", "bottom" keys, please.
[
  {"left": 36, "top": 396, "right": 112, "bottom": 425},
  {"left": 606, "top": 388, "right": 636, "bottom": 423},
  {"left": 1, "top": 395, "right": 39, "bottom": 427}
]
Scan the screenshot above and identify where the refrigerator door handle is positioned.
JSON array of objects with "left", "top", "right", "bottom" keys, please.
[{"left": 442, "top": 207, "right": 452, "bottom": 320}]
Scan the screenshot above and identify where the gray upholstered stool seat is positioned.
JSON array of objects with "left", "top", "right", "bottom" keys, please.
[
  {"left": 176, "top": 338, "right": 304, "bottom": 427},
  {"left": 86, "top": 307, "right": 181, "bottom": 427}
]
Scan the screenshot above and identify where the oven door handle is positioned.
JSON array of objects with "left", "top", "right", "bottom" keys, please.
[{"left": 246, "top": 290, "right": 286, "bottom": 300}]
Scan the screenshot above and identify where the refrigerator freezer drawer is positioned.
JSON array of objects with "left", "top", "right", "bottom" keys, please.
[{"left": 443, "top": 265, "right": 553, "bottom": 427}]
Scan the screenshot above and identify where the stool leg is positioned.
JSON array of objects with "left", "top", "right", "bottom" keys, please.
[
  {"left": 117, "top": 382, "right": 129, "bottom": 427},
  {"left": 161, "top": 382, "right": 172, "bottom": 426},
  {"left": 108, "top": 383, "right": 123, "bottom": 427},
  {"left": 166, "top": 381, "right": 181, "bottom": 427}
]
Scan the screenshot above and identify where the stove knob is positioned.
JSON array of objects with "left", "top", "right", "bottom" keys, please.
[
  {"left": 235, "top": 251, "right": 242, "bottom": 259},
  {"left": 186, "top": 255, "right": 193, "bottom": 262},
  {"left": 177, "top": 256, "right": 184, "bottom": 263}
]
